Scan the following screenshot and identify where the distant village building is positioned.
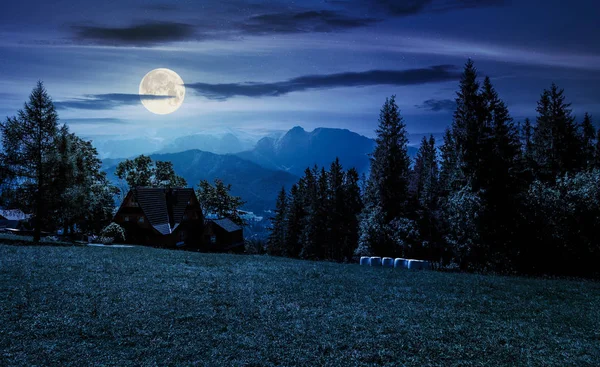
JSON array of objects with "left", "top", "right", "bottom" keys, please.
[
  {"left": 0, "top": 209, "right": 32, "bottom": 234},
  {"left": 113, "top": 187, "right": 244, "bottom": 251}
]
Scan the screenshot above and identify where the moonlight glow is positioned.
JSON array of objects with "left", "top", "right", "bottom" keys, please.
[{"left": 139, "top": 68, "right": 185, "bottom": 115}]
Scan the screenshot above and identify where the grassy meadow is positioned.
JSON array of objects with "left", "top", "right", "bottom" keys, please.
[{"left": 1, "top": 244, "right": 599, "bottom": 366}]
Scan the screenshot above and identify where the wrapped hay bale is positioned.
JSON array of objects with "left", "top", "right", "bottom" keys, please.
[
  {"left": 394, "top": 258, "right": 407, "bottom": 269},
  {"left": 360, "top": 256, "right": 371, "bottom": 266},
  {"left": 382, "top": 257, "right": 394, "bottom": 267},
  {"left": 407, "top": 260, "right": 424, "bottom": 270},
  {"left": 421, "top": 261, "right": 433, "bottom": 270},
  {"left": 370, "top": 257, "right": 382, "bottom": 267}
]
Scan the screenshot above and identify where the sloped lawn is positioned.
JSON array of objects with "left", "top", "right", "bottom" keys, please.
[{"left": 1, "top": 244, "right": 599, "bottom": 366}]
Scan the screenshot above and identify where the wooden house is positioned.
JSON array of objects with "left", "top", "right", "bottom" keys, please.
[
  {"left": 113, "top": 188, "right": 244, "bottom": 251},
  {"left": 113, "top": 188, "right": 204, "bottom": 248},
  {"left": 205, "top": 218, "right": 245, "bottom": 253}
]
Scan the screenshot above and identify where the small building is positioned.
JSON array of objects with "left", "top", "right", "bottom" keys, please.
[
  {"left": 113, "top": 187, "right": 204, "bottom": 248},
  {"left": 205, "top": 218, "right": 245, "bottom": 253},
  {"left": 0, "top": 209, "right": 32, "bottom": 234},
  {"left": 113, "top": 187, "right": 245, "bottom": 251}
]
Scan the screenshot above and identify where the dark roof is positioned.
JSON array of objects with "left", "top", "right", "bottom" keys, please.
[
  {"left": 210, "top": 218, "right": 242, "bottom": 233},
  {"left": 0, "top": 220, "right": 22, "bottom": 230},
  {"left": 132, "top": 188, "right": 196, "bottom": 235},
  {"left": 0, "top": 209, "right": 30, "bottom": 220}
]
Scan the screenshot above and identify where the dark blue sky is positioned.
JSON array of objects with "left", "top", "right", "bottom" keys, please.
[{"left": 1, "top": 0, "right": 599, "bottom": 140}]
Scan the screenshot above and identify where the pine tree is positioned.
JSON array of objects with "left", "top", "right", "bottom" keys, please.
[
  {"left": 285, "top": 184, "right": 305, "bottom": 257},
  {"left": 0, "top": 81, "right": 60, "bottom": 242},
  {"left": 266, "top": 187, "right": 288, "bottom": 256},
  {"left": 327, "top": 158, "right": 346, "bottom": 260},
  {"left": 453, "top": 60, "right": 488, "bottom": 191},
  {"left": 367, "top": 95, "right": 411, "bottom": 222},
  {"left": 479, "top": 77, "right": 524, "bottom": 269},
  {"left": 300, "top": 167, "right": 319, "bottom": 259},
  {"left": 521, "top": 118, "right": 535, "bottom": 175},
  {"left": 532, "top": 84, "right": 582, "bottom": 179},
  {"left": 359, "top": 96, "right": 411, "bottom": 257},
  {"left": 580, "top": 113, "right": 596, "bottom": 170},
  {"left": 439, "top": 127, "right": 459, "bottom": 195},
  {"left": 411, "top": 135, "right": 440, "bottom": 260},
  {"left": 595, "top": 127, "right": 600, "bottom": 169},
  {"left": 342, "top": 167, "right": 362, "bottom": 260}
]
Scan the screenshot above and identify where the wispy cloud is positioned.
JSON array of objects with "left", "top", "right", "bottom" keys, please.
[
  {"left": 239, "top": 10, "right": 378, "bottom": 35},
  {"left": 65, "top": 0, "right": 505, "bottom": 47},
  {"left": 332, "top": 0, "right": 506, "bottom": 16},
  {"left": 415, "top": 98, "right": 456, "bottom": 112},
  {"left": 187, "top": 65, "right": 461, "bottom": 100},
  {"left": 61, "top": 118, "right": 127, "bottom": 124},
  {"left": 55, "top": 93, "right": 173, "bottom": 110},
  {"left": 71, "top": 22, "right": 197, "bottom": 46}
]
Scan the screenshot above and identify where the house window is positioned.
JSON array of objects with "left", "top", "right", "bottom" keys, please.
[
  {"left": 138, "top": 216, "right": 144, "bottom": 223},
  {"left": 180, "top": 231, "right": 186, "bottom": 241},
  {"left": 183, "top": 214, "right": 188, "bottom": 220},
  {"left": 210, "top": 235, "right": 216, "bottom": 244}
]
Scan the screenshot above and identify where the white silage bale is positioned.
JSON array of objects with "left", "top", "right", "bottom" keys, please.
[
  {"left": 407, "top": 260, "right": 424, "bottom": 270},
  {"left": 360, "top": 256, "right": 371, "bottom": 266},
  {"left": 382, "top": 257, "right": 394, "bottom": 267},
  {"left": 370, "top": 257, "right": 382, "bottom": 267},
  {"left": 394, "top": 258, "right": 407, "bottom": 269},
  {"left": 422, "top": 261, "right": 432, "bottom": 270}
]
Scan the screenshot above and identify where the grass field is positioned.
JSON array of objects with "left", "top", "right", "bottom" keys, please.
[{"left": 1, "top": 244, "right": 599, "bottom": 366}]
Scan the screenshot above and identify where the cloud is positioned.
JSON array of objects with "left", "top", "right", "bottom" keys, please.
[
  {"left": 55, "top": 94, "right": 174, "bottom": 110},
  {"left": 66, "top": 0, "right": 506, "bottom": 47},
  {"left": 61, "top": 118, "right": 126, "bottom": 124},
  {"left": 239, "top": 10, "right": 378, "bottom": 34},
  {"left": 186, "top": 65, "right": 461, "bottom": 100},
  {"left": 71, "top": 22, "right": 197, "bottom": 46},
  {"left": 415, "top": 98, "right": 456, "bottom": 112},
  {"left": 332, "top": 0, "right": 506, "bottom": 15}
]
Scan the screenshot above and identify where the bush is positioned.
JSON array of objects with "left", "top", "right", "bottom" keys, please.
[
  {"left": 100, "top": 223, "right": 126, "bottom": 243},
  {"left": 244, "top": 238, "right": 265, "bottom": 255}
]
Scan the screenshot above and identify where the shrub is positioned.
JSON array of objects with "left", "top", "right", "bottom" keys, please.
[{"left": 100, "top": 223, "right": 126, "bottom": 243}]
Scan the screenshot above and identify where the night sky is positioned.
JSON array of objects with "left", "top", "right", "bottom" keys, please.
[{"left": 1, "top": 0, "right": 599, "bottom": 141}]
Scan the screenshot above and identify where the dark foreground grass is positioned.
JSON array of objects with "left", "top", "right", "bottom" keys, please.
[{"left": 1, "top": 245, "right": 599, "bottom": 367}]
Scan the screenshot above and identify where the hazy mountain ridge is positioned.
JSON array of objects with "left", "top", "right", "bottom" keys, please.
[
  {"left": 102, "top": 149, "right": 299, "bottom": 214},
  {"left": 236, "top": 126, "right": 419, "bottom": 176}
]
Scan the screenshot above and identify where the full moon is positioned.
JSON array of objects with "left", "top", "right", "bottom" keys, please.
[{"left": 139, "top": 68, "right": 185, "bottom": 115}]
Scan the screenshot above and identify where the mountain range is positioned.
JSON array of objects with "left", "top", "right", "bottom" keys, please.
[
  {"left": 101, "top": 127, "right": 427, "bottom": 215},
  {"left": 237, "top": 126, "right": 418, "bottom": 177}
]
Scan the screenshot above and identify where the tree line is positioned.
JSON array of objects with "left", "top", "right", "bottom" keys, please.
[
  {"left": 0, "top": 82, "right": 116, "bottom": 241},
  {"left": 268, "top": 60, "right": 600, "bottom": 278}
]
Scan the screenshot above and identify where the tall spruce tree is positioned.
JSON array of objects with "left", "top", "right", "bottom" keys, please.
[
  {"left": 439, "top": 127, "right": 459, "bottom": 196},
  {"left": 327, "top": 158, "right": 346, "bottom": 260},
  {"left": 595, "top": 127, "right": 600, "bottom": 169},
  {"left": 411, "top": 135, "right": 440, "bottom": 260},
  {"left": 368, "top": 95, "right": 411, "bottom": 221},
  {"left": 580, "top": 113, "right": 596, "bottom": 170},
  {"left": 359, "top": 95, "right": 411, "bottom": 256},
  {"left": 532, "top": 84, "right": 582, "bottom": 179},
  {"left": 285, "top": 183, "right": 304, "bottom": 257},
  {"left": 342, "top": 167, "right": 362, "bottom": 260},
  {"left": 266, "top": 187, "right": 288, "bottom": 256},
  {"left": 0, "top": 81, "right": 60, "bottom": 242},
  {"left": 521, "top": 118, "right": 535, "bottom": 177},
  {"left": 479, "top": 76, "right": 524, "bottom": 269},
  {"left": 452, "top": 60, "right": 488, "bottom": 191}
]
